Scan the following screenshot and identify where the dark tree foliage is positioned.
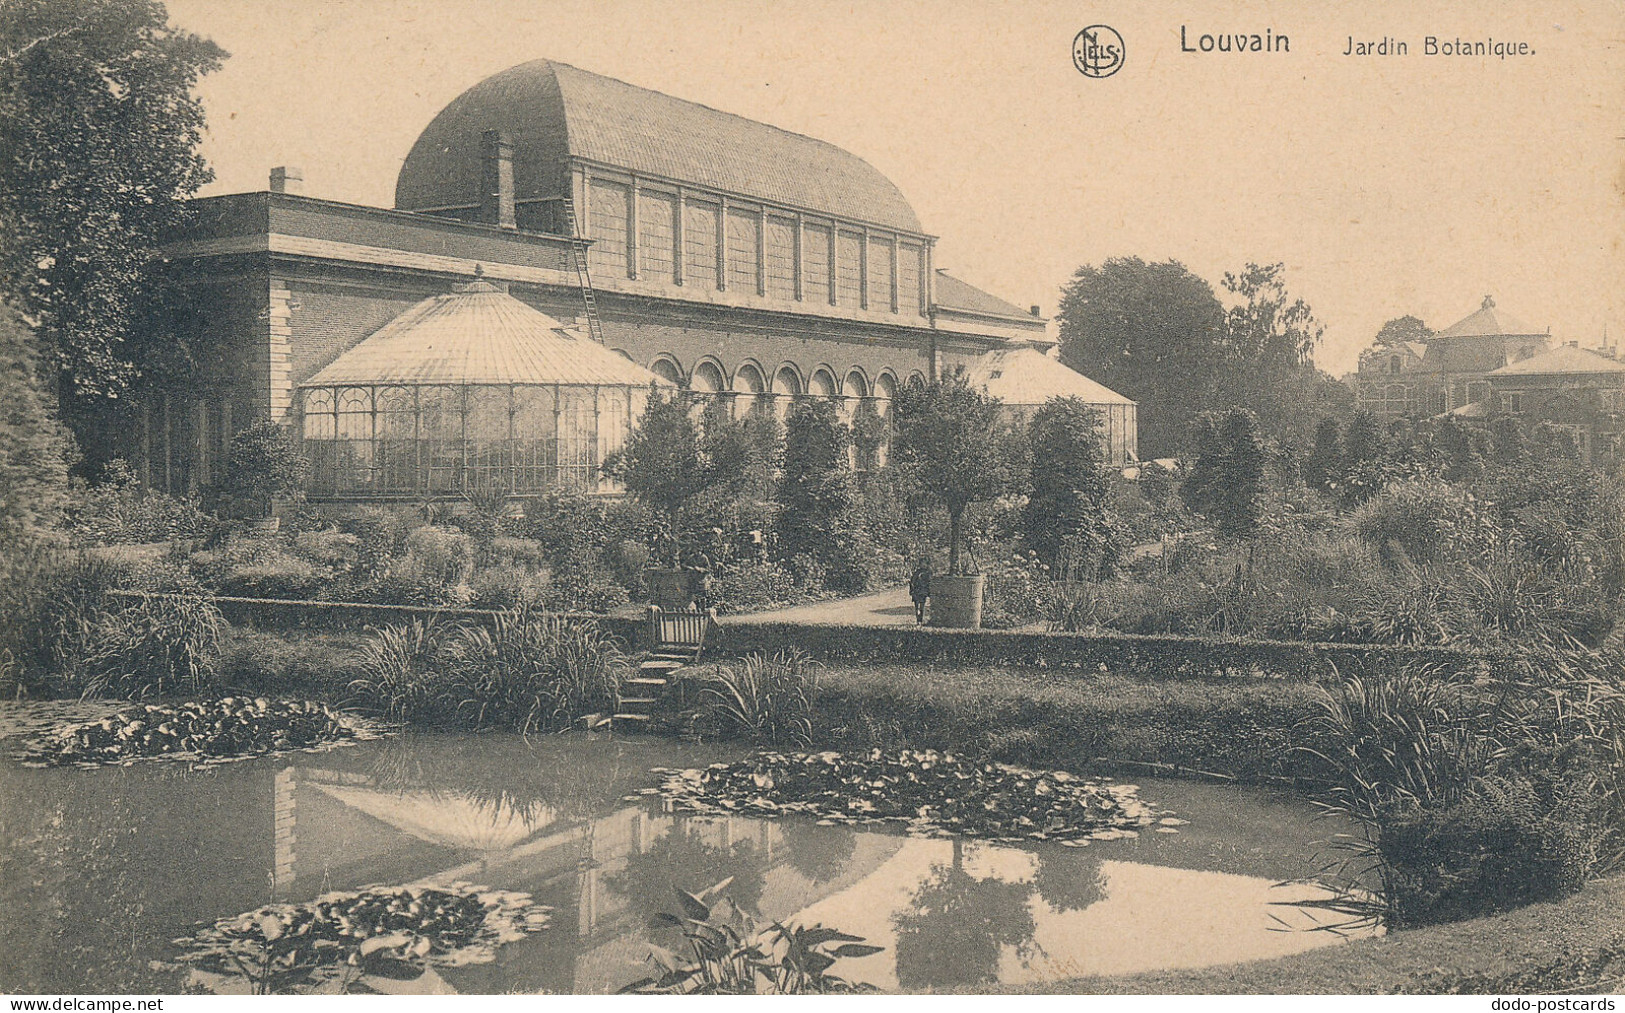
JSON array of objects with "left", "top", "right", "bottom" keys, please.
[
  {"left": 1304, "top": 417, "right": 1342, "bottom": 495},
  {"left": 223, "top": 418, "right": 305, "bottom": 516},
  {"left": 1180, "top": 408, "right": 1265, "bottom": 539},
  {"left": 892, "top": 370, "right": 1024, "bottom": 575},
  {"left": 1022, "top": 397, "right": 1114, "bottom": 575},
  {"left": 688, "top": 397, "right": 780, "bottom": 535},
  {"left": 0, "top": 302, "right": 74, "bottom": 553},
  {"left": 775, "top": 398, "right": 860, "bottom": 587},
  {"left": 1337, "top": 410, "right": 1386, "bottom": 506},
  {"left": 612, "top": 387, "right": 707, "bottom": 540},
  {"left": 1056, "top": 257, "right": 1227, "bottom": 459},
  {"left": 1491, "top": 416, "right": 1526, "bottom": 464},
  {"left": 0, "top": 0, "right": 225, "bottom": 451},
  {"left": 1219, "top": 262, "right": 1335, "bottom": 450},
  {"left": 1371, "top": 314, "right": 1434, "bottom": 352}
]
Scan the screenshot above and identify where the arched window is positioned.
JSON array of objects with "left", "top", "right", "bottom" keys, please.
[
  {"left": 691, "top": 360, "right": 726, "bottom": 395},
  {"left": 734, "top": 363, "right": 767, "bottom": 415},
  {"left": 808, "top": 368, "right": 837, "bottom": 400},
  {"left": 773, "top": 365, "right": 803, "bottom": 419},
  {"left": 650, "top": 356, "right": 684, "bottom": 385}
]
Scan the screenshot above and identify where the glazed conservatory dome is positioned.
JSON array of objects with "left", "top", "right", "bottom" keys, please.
[{"left": 299, "top": 279, "right": 672, "bottom": 498}]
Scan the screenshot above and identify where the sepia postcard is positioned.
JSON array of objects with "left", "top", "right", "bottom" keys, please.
[{"left": 1, "top": 0, "right": 1622, "bottom": 1001}]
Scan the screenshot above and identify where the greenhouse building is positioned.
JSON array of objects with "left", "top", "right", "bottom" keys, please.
[{"left": 299, "top": 278, "right": 671, "bottom": 498}]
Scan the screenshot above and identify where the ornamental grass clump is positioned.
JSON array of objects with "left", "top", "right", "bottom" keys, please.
[
  {"left": 1301, "top": 648, "right": 1625, "bottom": 929},
  {"left": 349, "top": 609, "right": 628, "bottom": 733},
  {"left": 441, "top": 609, "right": 628, "bottom": 733},
  {"left": 700, "top": 649, "right": 820, "bottom": 748}
]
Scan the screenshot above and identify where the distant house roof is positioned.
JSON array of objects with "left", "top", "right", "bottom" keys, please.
[
  {"left": 302, "top": 280, "right": 672, "bottom": 388},
  {"left": 932, "top": 270, "right": 1039, "bottom": 323},
  {"left": 1490, "top": 343, "right": 1625, "bottom": 377},
  {"left": 964, "top": 346, "right": 1134, "bottom": 407},
  {"left": 396, "top": 59, "right": 923, "bottom": 234},
  {"left": 1436, "top": 295, "right": 1542, "bottom": 338}
]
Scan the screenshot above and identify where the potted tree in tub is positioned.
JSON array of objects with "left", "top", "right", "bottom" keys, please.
[
  {"left": 223, "top": 418, "right": 308, "bottom": 532},
  {"left": 892, "top": 370, "right": 1024, "bottom": 628},
  {"left": 610, "top": 385, "right": 708, "bottom": 610}
]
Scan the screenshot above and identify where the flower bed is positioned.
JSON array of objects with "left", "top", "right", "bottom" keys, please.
[
  {"left": 12, "top": 697, "right": 363, "bottom": 768},
  {"left": 640, "top": 749, "right": 1176, "bottom": 844},
  {"left": 171, "top": 883, "right": 550, "bottom": 994}
]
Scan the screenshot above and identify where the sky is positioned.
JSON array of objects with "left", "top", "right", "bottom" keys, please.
[{"left": 163, "top": 0, "right": 1625, "bottom": 376}]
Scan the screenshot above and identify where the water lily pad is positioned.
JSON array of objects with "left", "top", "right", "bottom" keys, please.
[{"left": 645, "top": 749, "right": 1163, "bottom": 843}]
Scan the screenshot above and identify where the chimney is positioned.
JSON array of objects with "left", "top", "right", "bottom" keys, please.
[
  {"left": 1030, "top": 305, "right": 1041, "bottom": 317},
  {"left": 480, "top": 130, "right": 517, "bottom": 230},
  {"left": 269, "top": 166, "right": 303, "bottom": 194}
]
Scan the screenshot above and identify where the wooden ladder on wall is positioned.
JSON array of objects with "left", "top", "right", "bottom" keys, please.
[
  {"left": 558, "top": 198, "right": 606, "bottom": 345},
  {"left": 612, "top": 606, "right": 717, "bottom": 731}
]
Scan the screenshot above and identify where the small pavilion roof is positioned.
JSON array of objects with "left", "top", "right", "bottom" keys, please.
[
  {"left": 1490, "top": 343, "right": 1625, "bottom": 377},
  {"left": 303, "top": 280, "right": 671, "bottom": 389},
  {"left": 964, "top": 346, "right": 1134, "bottom": 407},
  {"left": 1436, "top": 296, "right": 1542, "bottom": 338}
]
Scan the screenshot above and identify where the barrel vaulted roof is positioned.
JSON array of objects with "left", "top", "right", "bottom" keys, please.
[{"left": 396, "top": 60, "right": 923, "bottom": 234}]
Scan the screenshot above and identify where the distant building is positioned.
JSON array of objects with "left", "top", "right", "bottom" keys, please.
[
  {"left": 1350, "top": 296, "right": 1551, "bottom": 420},
  {"left": 1486, "top": 343, "right": 1625, "bottom": 463},
  {"left": 136, "top": 59, "right": 1136, "bottom": 501},
  {"left": 1349, "top": 295, "right": 1624, "bottom": 464}
]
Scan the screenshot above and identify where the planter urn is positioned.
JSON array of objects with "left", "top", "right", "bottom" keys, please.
[
  {"left": 644, "top": 566, "right": 694, "bottom": 611},
  {"left": 930, "top": 573, "right": 986, "bottom": 629}
]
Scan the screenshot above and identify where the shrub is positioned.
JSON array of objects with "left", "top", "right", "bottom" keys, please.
[
  {"left": 542, "top": 544, "right": 630, "bottom": 613},
  {"left": 216, "top": 549, "right": 323, "bottom": 599},
  {"left": 775, "top": 400, "right": 861, "bottom": 590},
  {"left": 75, "top": 593, "right": 226, "bottom": 699},
  {"left": 1352, "top": 479, "right": 1496, "bottom": 568},
  {"left": 339, "top": 506, "right": 412, "bottom": 573},
  {"left": 705, "top": 558, "right": 816, "bottom": 616},
  {"left": 291, "top": 528, "right": 360, "bottom": 572},
  {"left": 1023, "top": 397, "right": 1116, "bottom": 575},
  {"left": 399, "top": 525, "right": 474, "bottom": 586},
  {"left": 64, "top": 460, "right": 215, "bottom": 546},
  {"left": 467, "top": 562, "right": 548, "bottom": 610},
  {"left": 490, "top": 535, "right": 548, "bottom": 567},
  {"left": 222, "top": 419, "right": 307, "bottom": 517},
  {"left": 699, "top": 649, "right": 821, "bottom": 748}
]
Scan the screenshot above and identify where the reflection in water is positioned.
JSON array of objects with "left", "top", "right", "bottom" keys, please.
[
  {"left": 893, "top": 838, "right": 1041, "bottom": 989},
  {"left": 0, "top": 731, "right": 1377, "bottom": 994}
]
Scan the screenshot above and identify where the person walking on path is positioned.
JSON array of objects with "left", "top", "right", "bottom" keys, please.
[{"left": 909, "top": 561, "right": 932, "bottom": 625}]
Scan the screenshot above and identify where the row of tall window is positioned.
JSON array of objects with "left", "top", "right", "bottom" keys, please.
[{"left": 585, "top": 177, "right": 928, "bottom": 314}]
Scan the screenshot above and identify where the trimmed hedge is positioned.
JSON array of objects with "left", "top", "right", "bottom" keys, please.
[
  {"left": 106, "top": 591, "right": 643, "bottom": 644},
  {"left": 713, "top": 620, "right": 1487, "bottom": 681}
]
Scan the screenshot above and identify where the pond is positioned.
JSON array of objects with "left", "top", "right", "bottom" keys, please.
[{"left": 0, "top": 725, "right": 1377, "bottom": 993}]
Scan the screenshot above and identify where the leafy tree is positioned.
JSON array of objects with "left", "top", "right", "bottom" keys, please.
[
  {"left": 688, "top": 397, "right": 780, "bottom": 537},
  {"left": 1370, "top": 314, "right": 1434, "bottom": 353},
  {"left": 1491, "top": 416, "right": 1526, "bottom": 464},
  {"left": 1180, "top": 408, "right": 1265, "bottom": 539},
  {"left": 1338, "top": 411, "right": 1386, "bottom": 506},
  {"left": 1022, "top": 397, "right": 1115, "bottom": 576},
  {"left": 0, "top": 302, "right": 74, "bottom": 553},
  {"left": 0, "top": 0, "right": 226, "bottom": 456},
  {"left": 1303, "top": 417, "right": 1342, "bottom": 495},
  {"left": 222, "top": 418, "right": 305, "bottom": 516},
  {"left": 892, "top": 371, "right": 1024, "bottom": 575},
  {"left": 775, "top": 398, "right": 860, "bottom": 588},
  {"left": 611, "top": 387, "right": 706, "bottom": 560},
  {"left": 1219, "top": 262, "right": 1333, "bottom": 448},
  {"left": 1056, "top": 257, "right": 1227, "bottom": 458}
]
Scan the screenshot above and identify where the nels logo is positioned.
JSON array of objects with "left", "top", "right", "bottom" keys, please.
[{"left": 1073, "top": 25, "right": 1125, "bottom": 78}]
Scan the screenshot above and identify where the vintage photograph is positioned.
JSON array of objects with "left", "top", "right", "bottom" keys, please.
[{"left": 1, "top": 0, "right": 1621, "bottom": 998}]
